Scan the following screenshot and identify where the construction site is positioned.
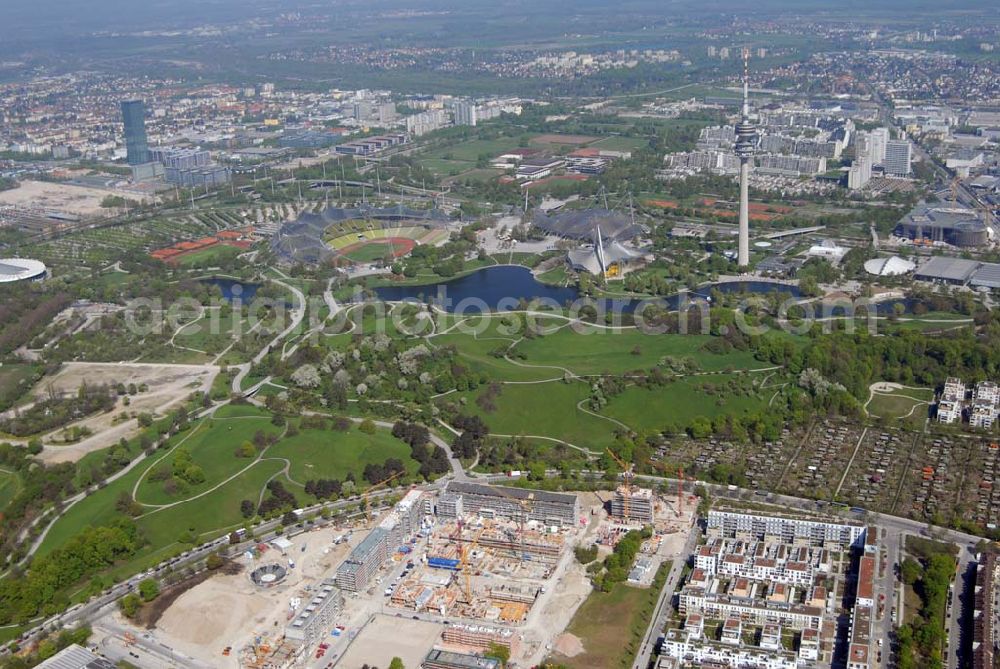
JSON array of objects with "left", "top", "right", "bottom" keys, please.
[
  {"left": 386, "top": 513, "right": 570, "bottom": 625},
  {"left": 100, "top": 477, "right": 700, "bottom": 669}
]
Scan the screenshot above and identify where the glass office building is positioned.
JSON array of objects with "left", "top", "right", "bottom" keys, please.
[{"left": 121, "top": 100, "right": 150, "bottom": 165}]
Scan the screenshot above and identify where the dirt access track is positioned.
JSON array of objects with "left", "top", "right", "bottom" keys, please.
[{"left": 34, "top": 362, "right": 218, "bottom": 464}]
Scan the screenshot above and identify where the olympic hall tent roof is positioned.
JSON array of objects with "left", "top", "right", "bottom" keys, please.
[
  {"left": 532, "top": 208, "right": 645, "bottom": 241},
  {"left": 863, "top": 256, "right": 916, "bottom": 277}
]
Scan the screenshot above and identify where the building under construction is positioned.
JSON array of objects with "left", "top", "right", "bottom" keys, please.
[
  {"left": 389, "top": 568, "right": 536, "bottom": 624},
  {"left": 438, "top": 482, "right": 580, "bottom": 527},
  {"left": 423, "top": 649, "right": 501, "bottom": 669},
  {"left": 894, "top": 204, "right": 991, "bottom": 248},
  {"left": 336, "top": 527, "right": 389, "bottom": 592},
  {"left": 335, "top": 489, "right": 427, "bottom": 592},
  {"left": 387, "top": 511, "right": 568, "bottom": 625},
  {"left": 611, "top": 485, "right": 654, "bottom": 525},
  {"left": 440, "top": 623, "right": 518, "bottom": 654},
  {"left": 448, "top": 518, "right": 564, "bottom": 562},
  {"left": 239, "top": 634, "right": 298, "bottom": 669},
  {"left": 284, "top": 579, "right": 344, "bottom": 642}
]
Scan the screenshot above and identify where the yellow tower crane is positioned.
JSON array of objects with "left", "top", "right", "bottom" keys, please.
[
  {"left": 607, "top": 448, "right": 635, "bottom": 521},
  {"left": 494, "top": 486, "right": 535, "bottom": 562},
  {"left": 459, "top": 527, "right": 486, "bottom": 603},
  {"left": 362, "top": 470, "right": 403, "bottom": 524}
]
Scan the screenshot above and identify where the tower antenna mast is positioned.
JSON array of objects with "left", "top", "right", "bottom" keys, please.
[{"left": 734, "top": 47, "right": 757, "bottom": 270}]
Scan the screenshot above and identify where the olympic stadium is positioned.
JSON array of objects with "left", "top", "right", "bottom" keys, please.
[
  {"left": 0, "top": 258, "right": 47, "bottom": 284},
  {"left": 271, "top": 205, "right": 451, "bottom": 265}
]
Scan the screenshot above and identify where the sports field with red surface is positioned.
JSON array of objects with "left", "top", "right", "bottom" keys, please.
[{"left": 150, "top": 228, "right": 254, "bottom": 264}]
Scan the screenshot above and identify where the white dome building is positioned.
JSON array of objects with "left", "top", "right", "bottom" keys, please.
[
  {"left": 864, "top": 256, "right": 916, "bottom": 277},
  {"left": 0, "top": 258, "right": 47, "bottom": 284}
]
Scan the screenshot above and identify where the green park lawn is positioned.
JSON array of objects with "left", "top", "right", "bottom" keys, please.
[
  {"left": 435, "top": 334, "right": 555, "bottom": 382},
  {"left": 0, "top": 469, "right": 20, "bottom": 510},
  {"left": 552, "top": 565, "right": 669, "bottom": 669},
  {"left": 420, "top": 158, "right": 471, "bottom": 177},
  {"left": 56, "top": 458, "right": 288, "bottom": 591},
  {"left": 867, "top": 386, "right": 933, "bottom": 424},
  {"left": 589, "top": 136, "right": 652, "bottom": 152},
  {"left": 0, "top": 363, "right": 41, "bottom": 410},
  {"left": 0, "top": 625, "right": 28, "bottom": 645},
  {"left": 600, "top": 375, "right": 771, "bottom": 432},
  {"left": 267, "top": 427, "right": 419, "bottom": 485},
  {"left": 536, "top": 266, "right": 571, "bottom": 286},
  {"left": 447, "top": 380, "right": 617, "bottom": 450},
  {"left": 170, "top": 308, "right": 248, "bottom": 354},
  {"left": 444, "top": 168, "right": 502, "bottom": 183},
  {"left": 37, "top": 456, "right": 152, "bottom": 560},
  {"left": 423, "top": 137, "right": 527, "bottom": 163},
  {"left": 37, "top": 406, "right": 418, "bottom": 579},
  {"left": 128, "top": 459, "right": 286, "bottom": 573},
  {"left": 133, "top": 414, "right": 282, "bottom": 506},
  {"left": 512, "top": 329, "right": 766, "bottom": 376}
]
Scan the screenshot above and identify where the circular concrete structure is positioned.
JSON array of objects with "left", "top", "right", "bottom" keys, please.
[
  {"left": 0, "top": 258, "right": 46, "bottom": 284},
  {"left": 250, "top": 562, "right": 287, "bottom": 587}
]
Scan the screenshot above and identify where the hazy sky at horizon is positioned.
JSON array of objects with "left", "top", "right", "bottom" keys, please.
[{"left": 1, "top": 0, "right": 995, "bottom": 43}]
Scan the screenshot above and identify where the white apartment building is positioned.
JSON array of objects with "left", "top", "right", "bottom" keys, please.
[
  {"left": 869, "top": 127, "right": 889, "bottom": 165},
  {"left": 938, "top": 377, "right": 999, "bottom": 428},
  {"left": 849, "top": 156, "right": 872, "bottom": 190},
  {"left": 938, "top": 377, "right": 966, "bottom": 424},
  {"left": 694, "top": 539, "right": 830, "bottom": 587},
  {"left": 661, "top": 628, "right": 798, "bottom": 669},
  {"left": 884, "top": 139, "right": 913, "bottom": 176},
  {"left": 707, "top": 510, "right": 866, "bottom": 548},
  {"left": 677, "top": 588, "right": 824, "bottom": 630},
  {"left": 285, "top": 578, "right": 344, "bottom": 642}
]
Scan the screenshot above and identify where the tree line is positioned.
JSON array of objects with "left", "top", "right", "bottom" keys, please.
[{"left": 0, "top": 518, "right": 142, "bottom": 625}]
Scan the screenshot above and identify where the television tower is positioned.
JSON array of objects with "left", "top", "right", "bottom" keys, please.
[{"left": 734, "top": 48, "right": 758, "bottom": 269}]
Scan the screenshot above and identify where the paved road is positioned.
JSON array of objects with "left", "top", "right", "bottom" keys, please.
[
  {"left": 95, "top": 619, "right": 215, "bottom": 669},
  {"left": 946, "top": 544, "right": 977, "bottom": 669},
  {"left": 5, "top": 488, "right": 421, "bottom": 654},
  {"left": 633, "top": 525, "right": 699, "bottom": 669},
  {"left": 253, "top": 276, "right": 305, "bottom": 365}
]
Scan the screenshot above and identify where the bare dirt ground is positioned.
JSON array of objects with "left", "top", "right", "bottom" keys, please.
[
  {"left": 552, "top": 632, "right": 585, "bottom": 657},
  {"left": 517, "top": 492, "right": 602, "bottom": 667},
  {"left": 0, "top": 179, "right": 115, "bottom": 217},
  {"left": 139, "top": 562, "right": 243, "bottom": 628},
  {"left": 337, "top": 615, "right": 442, "bottom": 669},
  {"left": 35, "top": 362, "right": 217, "bottom": 464},
  {"left": 147, "top": 525, "right": 359, "bottom": 669},
  {"left": 156, "top": 575, "right": 270, "bottom": 663}
]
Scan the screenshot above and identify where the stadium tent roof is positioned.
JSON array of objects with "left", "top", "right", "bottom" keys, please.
[
  {"left": 272, "top": 205, "right": 449, "bottom": 265},
  {"left": 863, "top": 256, "right": 916, "bottom": 276},
  {"left": 532, "top": 208, "right": 645, "bottom": 241},
  {"left": 567, "top": 241, "right": 645, "bottom": 275}
]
